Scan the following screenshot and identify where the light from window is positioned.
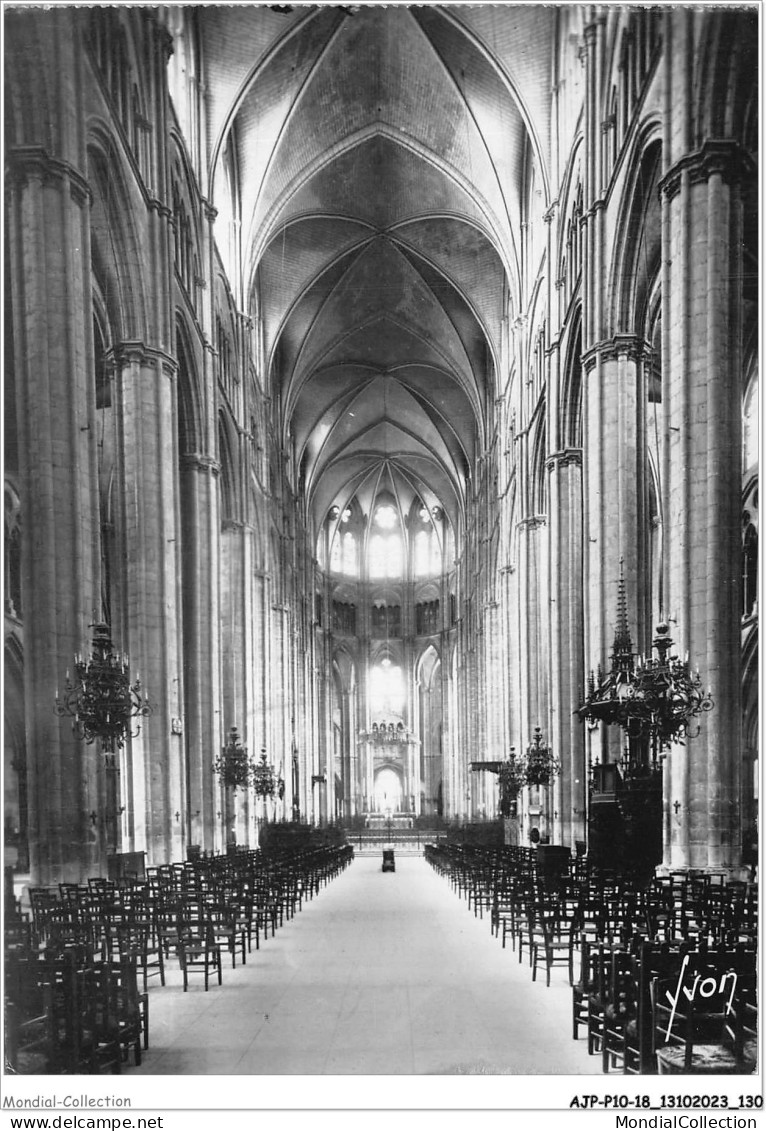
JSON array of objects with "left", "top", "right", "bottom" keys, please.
[
  {"left": 369, "top": 532, "right": 403, "bottom": 578},
  {"left": 414, "top": 529, "right": 442, "bottom": 576},
  {"left": 330, "top": 535, "right": 341, "bottom": 572},
  {"left": 330, "top": 531, "right": 357, "bottom": 575},
  {"left": 375, "top": 505, "right": 398, "bottom": 529},
  {"left": 369, "top": 663, "right": 404, "bottom": 715},
  {"left": 342, "top": 531, "right": 357, "bottom": 574},
  {"left": 414, "top": 530, "right": 429, "bottom": 576}
]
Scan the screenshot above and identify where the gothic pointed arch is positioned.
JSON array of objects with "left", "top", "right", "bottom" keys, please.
[
  {"left": 610, "top": 131, "right": 663, "bottom": 334},
  {"left": 560, "top": 311, "right": 583, "bottom": 450},
  {"left": 175, "top": 316, "right": 204, "bottom": 457},
  {"left": 87, "top": 126, "right": 149, "bottom": 340}
]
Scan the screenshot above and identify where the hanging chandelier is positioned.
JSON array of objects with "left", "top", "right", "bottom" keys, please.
[
  {"left": 471, "top": 729, "right": 559, "bottom": 818},
  {"left": 578, "top": 569, "right": 714, "bottom": 748},
  {"left": 497, "top": 748, "right": 528, "bottom": 815},
  {"left": 213, "top": 736, "right": 284, "bottom": 797},
  {"left": 213, "top": 727, "right": 256, "bottom": 792},
  {"left": 628, "top": 622, "right": 714, "bottom": 747},
  {"left": 253, "top": 749, "right": 282, "bottom": 797},
  {"left": 525, "top": 727, "right": 560, "bottom": 786},
  {"left": 54, "top": 622, "right": 151, "bottom": 752}
]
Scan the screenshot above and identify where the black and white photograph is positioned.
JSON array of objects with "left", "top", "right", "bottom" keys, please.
[{"left": 2, "top": 0, "right": 761, "bottom": 1117}]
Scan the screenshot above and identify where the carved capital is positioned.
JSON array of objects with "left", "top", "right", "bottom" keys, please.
[
  {"left": 546, "top": 448, "right": 583, "bottom": 472},
  {"left": 113, "top": 342, "right": 178, "bottom": 375},
  {"left": 5, "top": 146, "right": 92, "bottom": 206},
  {"left": 582, "top": 334, "right": 651, "bottom": 372},
  {"left": 659, "top": 141, "right": 755, "bottom": 202},
  {"left": 147, "top": 197, "right": 173, "bottom": 220},
  {"left": 181, "top": 453, "right": 220, "bottom": 476},
  {"left": 517, "top": 515, "right": 547, "bottom": 531}
]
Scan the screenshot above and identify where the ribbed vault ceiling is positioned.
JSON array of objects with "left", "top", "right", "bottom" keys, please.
[{"left": 201, "top": 4, "right": 553, "bottom": 540}]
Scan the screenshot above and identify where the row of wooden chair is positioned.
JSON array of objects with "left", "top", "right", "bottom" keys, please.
[
  {"left": 425, "top": 842, "right": 759, "bottom": 1074},
  {"left": 580, "top": 937, "right": 758, "bottom": 1075},
  {"left": 6, "top": 948, "right": 146, "bottom": 1075},
  {"left": 6, "top": 842, "right": 355, "bottom": 1071}
]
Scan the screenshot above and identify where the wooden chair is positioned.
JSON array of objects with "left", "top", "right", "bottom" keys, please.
[
  {"left": 177, "top": 913, "right": 222, "bottom": 991},
  {"left": 103, "top": 958, "right": 146, "bottom": 1065},
  {"left": 623, "top": 940, "right": 696, "bottom": 1074},
  {"left": 4, "top": 981, "right": 57, "bottom": 1074},
  {"left": 110, "top": 917, "right": 165, "bottom": 991},
  {"left": 586, "top": 944, "right": 614, "bottom": 1056},
  {"left": 531, "top": 910, "right": 574, "bottom": 987},
  {"left": 651, "top": 970, "right": 757, "bottom": 1074},
  {"left": 572, "top": 933, "right": 598, "bottom": 1041},
  {"left": 601, "top": 949, "right": 637, "bottom": 1073},
  {"left": 37, "top": 953, "right": 122, "bottom": 1073},
  {"left": 209, "top": 903, "right": 247, "bottom": 968}
]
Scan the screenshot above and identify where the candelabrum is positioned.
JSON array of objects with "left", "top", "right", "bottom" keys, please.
[
  {"left": 213, "top": 734, "right": 285, "bottom": 799},
  {"left": 55, "top": 623, "right": 151, "bottom": 752},
  {"left": 627, "top": 623, "right": 714, "bottom": 747},
  {"left": 253, "top": 750, "right": 285, "bottom": 799},
  {"left": 525, "top": 726, "right": 561, "bottom": 786},
  {"left": 497, "top": 749, "right": 528, "bottom": 817},
  {"left": 472, "top": 729, "right": 560, "bottom": 818},
  {"left": 213, "top": 727, "right": 256, "bottom": 792},
  {"left": 578, "top": 570, "right": 714, "bottom": 751}
]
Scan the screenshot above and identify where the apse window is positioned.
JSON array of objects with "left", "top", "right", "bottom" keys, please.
[
  {"left": 369, "top": 506, "right": 403, "bottom": 578},
  {"left": 414, "top": 528, "right": 441, "bottom": 576},
  {"left": 330, "top": 531, "right": 357, "bottom": 575},
  {"left": 369, "top": 661, "right": 404, "bottom": 716}
]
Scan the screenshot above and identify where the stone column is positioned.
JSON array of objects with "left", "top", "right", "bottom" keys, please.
[
  {"left": 483, "top": 600, "right": 504, "bottom": 762},
  {"left": 516, "top": 516, "right": 547, "bottom": 740},
  {"left": 659, "top": 141, "right": 752, "bottom": 873},
  {"left": 6, "top": 147, "right": 102, "bottom": 883},
  {"left": 220, "top": 517, "right": 247, "bottom": 841},
  {"left": 179, "top": 453, "right": 220, "bottom": 852},
  {"left": 547, "top": 449, "right": 586, "bottom": 848},
  {"left": 270, "top": 603, "right": 291, "bottom": 813},
  {"left": 581, "top": 338, "right": 648, "bottom": 766},
  {"left": 114, "top": 343, "right": 185, "bottom": 867}
]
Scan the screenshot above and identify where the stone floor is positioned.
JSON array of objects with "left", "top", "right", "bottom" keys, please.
[{"left": 130, "top": 854, "right": 603, "bottom": 1076}]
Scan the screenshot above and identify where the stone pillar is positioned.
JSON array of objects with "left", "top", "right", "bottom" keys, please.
[
  {"left": 516, "top": 516, "right": 547, "bottom": 740},
  {"left": 114, "top": 343, "right": 185, "bottom": 867},
  {"left": 179, "top": 453, "right": 220, "bottom": 852},
  {"left": 547, "top": 450, "right": 586, "bottom": 848},
  {"left": 483, "top": 600, "right": 504, "bottom": 763},
  {"left": 270, "top": 603, "right": 291, "bottom": 813},
  {"left": 6, "top": 147, "right": 102, "bottom": 883},
  {"left": 659, "top": 141, "right": 752, "bottom": 873},
  {"left": 581, "top": 338, "right": 647, "bottom": 766},
  {"left": 220, "top": 517, "right": 248, "bottom": 841}
]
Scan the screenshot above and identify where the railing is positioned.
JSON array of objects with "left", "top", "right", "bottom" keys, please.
[{"left": 346, "top": 829, "right": 448, "bottom": 854}]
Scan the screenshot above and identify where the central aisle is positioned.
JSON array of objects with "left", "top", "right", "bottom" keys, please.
[{"left": 133, "top": 855, "right": 603, "bottom": 1075}]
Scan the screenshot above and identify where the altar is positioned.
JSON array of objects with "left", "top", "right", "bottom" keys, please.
[{"left": 365, "top": 813, "right": 414, "bottom": 830}]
